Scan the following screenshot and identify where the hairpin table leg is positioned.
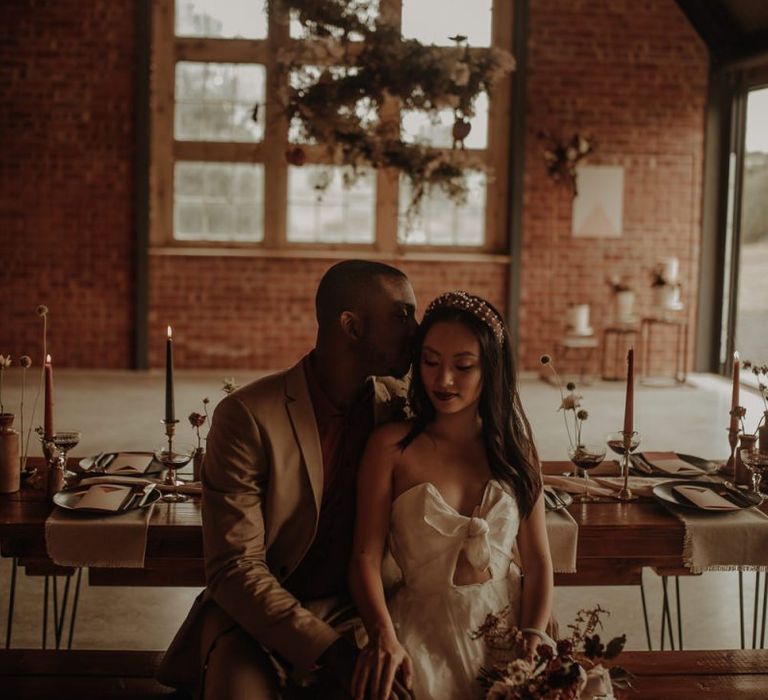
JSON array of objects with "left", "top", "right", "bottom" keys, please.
[
  {"left": 753, "top": 571, "right": 761, "bottom": 649},
  {"left": 639, "top": 572, "right": 652, "bottom": 651},
  {"left": 67, "top": 568, "right": 83, "bottom": 650},
  {"left": 5, "top": 557, "right": 18, "bottom": 648},
  {"left": 739, "top": 570, "right": 745, "bottom": 649}
]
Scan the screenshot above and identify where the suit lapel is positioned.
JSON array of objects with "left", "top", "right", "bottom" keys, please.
[{"left": 284, "top": 361, "right": 324, "bottom": 516}]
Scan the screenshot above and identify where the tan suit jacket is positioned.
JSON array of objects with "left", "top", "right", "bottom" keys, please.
[{"left": 158, "top": 359, "right": 407, "bottom": 688}]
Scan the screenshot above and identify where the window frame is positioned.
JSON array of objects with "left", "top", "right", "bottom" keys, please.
[{"left": 149, "top": 0, "right": 513, "bottom": 255}]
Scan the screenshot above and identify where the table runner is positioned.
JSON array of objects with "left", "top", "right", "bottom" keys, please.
[
  {"left": 663, "top": 504, "right": 768, "bottom": 574},
  {"left": 546, "top": 508, "right": 578, "bottom": 573},
  {"left": 45, "top": 504, "right": 155, "bottom": 568}
]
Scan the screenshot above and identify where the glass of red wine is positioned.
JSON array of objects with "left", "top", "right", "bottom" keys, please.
[{"left": 568, "top": 444, "right": 607, "bottom": 502}]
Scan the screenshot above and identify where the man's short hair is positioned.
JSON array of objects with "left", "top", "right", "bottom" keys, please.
[{"left": 315, "top": 260, "right": 408, "bottom": 328}]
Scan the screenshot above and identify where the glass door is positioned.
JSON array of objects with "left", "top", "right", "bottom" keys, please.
[{"left": 734, "top": 87, "right": 768, "bottom": 362}]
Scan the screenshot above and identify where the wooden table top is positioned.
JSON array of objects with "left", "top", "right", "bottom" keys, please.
[{"left": 0, "top": 458, "right": 696, "bottom": 586}]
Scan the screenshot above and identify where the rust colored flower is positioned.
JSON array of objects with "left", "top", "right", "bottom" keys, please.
[
  {"left": 188, "top": 412, "right": 206, "bottom": 428},
  {"left": 576, "top": 409, "right": 589, "bottom": 421}
]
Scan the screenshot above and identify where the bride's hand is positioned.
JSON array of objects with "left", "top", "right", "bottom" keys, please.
[{"left": 351, "top": 632, "right": 414, "bottom": 700}]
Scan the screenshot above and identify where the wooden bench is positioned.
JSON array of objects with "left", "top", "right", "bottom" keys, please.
[
  {"left": 619, "top": 649, "right": 768, "bottom": 698},
  {"left": 3, "top": 648, "right": 768, "bottom": 698},
  {"left": 0, "top": 649, "right": 182, "bottom": 699}
]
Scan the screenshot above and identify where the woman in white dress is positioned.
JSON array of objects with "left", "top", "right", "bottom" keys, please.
[{"left": 349, "top": 291, "right": 553, "bottom": 700}]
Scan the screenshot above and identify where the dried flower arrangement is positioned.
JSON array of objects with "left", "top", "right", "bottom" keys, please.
[
  {"left": 540, "top": 355, "right": 590, "bottom": 449},
  {"left": 538, "top": 132, "right": 595, "bottom": 197},
  {"left": 0, "top": 354, "right": 11, "bottom": 415},
  {"left": 187, "top": 378, "right": 240, "bottom": 449},
  {"left": 605, "top": 274, "right": 632, "bottom": 294},
  {"left": 274, "top": 0, "right": 515, "bottom": 219},
  {"left": 473, "top": 606, "right": 628, "bottom": 699},
  {"left": 734, "top": 360, "right": 768, "bottom": 435}
]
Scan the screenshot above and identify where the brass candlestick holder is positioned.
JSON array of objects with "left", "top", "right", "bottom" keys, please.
[
  {"left": 155, "top": 419, "right": 190, "bottom": 503},
  {"left": 719, "top": 424, "right": 739, "bottom": 477},
  {"left": 42, "top": 437, "right": 64, "bottom": 497},
  {"left": 618, "top": 432, "right": 634, "bottom": 501}
]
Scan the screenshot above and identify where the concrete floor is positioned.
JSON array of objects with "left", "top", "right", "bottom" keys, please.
[{"left": 1, "top": 367, "right": 766, "bottom": 651}]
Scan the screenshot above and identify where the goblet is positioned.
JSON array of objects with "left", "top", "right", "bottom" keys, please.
[
  {"left": 739, "top": 449, "right": 768, "bottom": 497},
  {"left": 154, "top": 445, "right": 192, "bottom": 503},
  {"left": 606, "top": 431, "right": 641, "bottom": 501},
  {"left": 568, "top": 444, "right": 607, "bottom": 502}
]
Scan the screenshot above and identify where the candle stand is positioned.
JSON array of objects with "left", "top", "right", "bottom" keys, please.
[
  {"left": 42, "top": 438, "right": 64, "bottom": 498},
  {"left": 618, "top": 431, "right": 634, "bottom": 501},
  {"left": 719, "top": 425, "right": 739, "bottom": 478},
  {"left": 155, "top": 420, "right": 190, "bottom": 503}
]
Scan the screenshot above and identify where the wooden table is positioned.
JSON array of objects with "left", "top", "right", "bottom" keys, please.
[{"left": 0, "top": 459, "right": 689, "bottom": 588}]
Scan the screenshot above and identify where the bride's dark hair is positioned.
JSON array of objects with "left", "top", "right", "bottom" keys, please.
[{"left": 398, "top": 296, "right": 542, "bottom": 518}]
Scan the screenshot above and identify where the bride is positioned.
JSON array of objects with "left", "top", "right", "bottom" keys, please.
[{"left": 349, "top": 290, "right": 553, "bottom": 700}]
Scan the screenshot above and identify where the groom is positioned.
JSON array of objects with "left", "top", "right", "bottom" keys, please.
[{"left": 158, "top": 260, "right": 418, "bottom": 699}]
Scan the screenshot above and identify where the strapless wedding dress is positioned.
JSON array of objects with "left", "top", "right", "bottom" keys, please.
[{"left": 387, "top": 480, "right": 522, "bottom": 700}]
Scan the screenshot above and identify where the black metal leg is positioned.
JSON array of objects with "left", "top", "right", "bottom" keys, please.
[
  {"left": 675, "top": 576, "right": 683, "bottom": 650},
  {"left": 55, "top": 574, "right": 72, "bottom": 650},
  {"left": 42, "top": 576, "right": 49, "bottom": 650},
  {"left": 639, "top": 572, "right": 653, "bottom": 650},
  {"left": 52, "top": 576, "right": 60, "bottom": 648},
  {"left": 660, "top": 576, "right": 669, "bottom": 650},
  {"left": 761, "top": 572, "right": 768, "bottom": 650},
  {"left": 5, "top": 557, "right": 17, "bottom": 649},
  {"left": 739, "top": 570, "right": 745, "bottom": 649},
  {"left": 67, "top": 568, "right": 83, "bottom": 650},
  {"left": 753, "top": 571, "right": 761, "bottom": 649}
]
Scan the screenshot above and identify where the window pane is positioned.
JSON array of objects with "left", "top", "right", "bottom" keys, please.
[
  {"left": 174, "top": 162, "right": 264, "bottom": 241},
  {"left": 287, "top": 166, "right": 375, "bottom": 244},
  {"left": 401, "top": 0, "right": 491, "bottom": 46},
  {"left": 289, "top": 1, "right": 379, "bottom": 39},
  {"left": 175, "top": 62, "right": 265, "bottom": 142},
  {"left": 401, "top": 93, "right": 488, "bottom": 149},
  {"left": 176, "top": 0, "right": 267, "bottom": 39},
  {"left": 398, "top": 171, "right": 486, "bottom": 246}
]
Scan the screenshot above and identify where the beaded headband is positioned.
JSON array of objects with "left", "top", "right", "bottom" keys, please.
[{"left": 424, "top": 291, "right": 505, "bottom": 344}]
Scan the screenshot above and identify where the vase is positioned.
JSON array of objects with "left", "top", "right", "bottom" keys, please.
[
  {"left": 615, "top": 290, "right": 635, "bottom": 324},
  {"left": 0, "top": 413, "right": 20, "bottom": 493},
  {"left": 759, "top": 416, "right": 768, "bottom": 454},
  {"left": 735, "top": 433, "right": 758, "bottom": 488},
  {"left": 193, "top": 447, "right": 204, "bottom": 482}
]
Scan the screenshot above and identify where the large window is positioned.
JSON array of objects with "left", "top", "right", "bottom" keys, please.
[{"left": 150, "top": 0, "right": 513, "bottom": 253}]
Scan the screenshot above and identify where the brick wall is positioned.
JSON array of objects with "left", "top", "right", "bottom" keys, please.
[
  {"left": 520, "top": 0, "right": 708, "bottom": 373},
  {"left": 0, "top": 1, "right": 137, "bottom": 368},
  {"left": 1, "top": 0, "right": 708, "bottom": 374}
]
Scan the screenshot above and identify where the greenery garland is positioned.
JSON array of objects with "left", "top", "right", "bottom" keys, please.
[{"left": 273, "top": 0, "right": 515, "bottom": 220}]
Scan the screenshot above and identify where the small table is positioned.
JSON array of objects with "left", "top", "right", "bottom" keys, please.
[
  {"left": 640, "top": 316, "right": 688, "bottom": 385},
  {"left": 601, "top": 324, "right": 639, "bottom": 380},
  {"left": 553, "top": 335, "right": 599, "bottom": 384}
]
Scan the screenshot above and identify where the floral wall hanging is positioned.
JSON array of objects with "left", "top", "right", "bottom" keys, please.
[
  {"left": 538, "top": 131, "right": 596, "bottom": 197},
  {"left": 271, "top": 0, "right": 515, "bottom": 220}
]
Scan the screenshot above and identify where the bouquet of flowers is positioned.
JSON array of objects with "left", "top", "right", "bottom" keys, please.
[{"left": 473, "top": 606, "right": 628, "bottom": 700}]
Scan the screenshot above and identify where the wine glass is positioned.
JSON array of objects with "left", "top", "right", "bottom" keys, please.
[
  {"left": 154, "top": 445, "right": 193, "bottom": 503},
  {"left": 740, "top": 450, "right": 768, "bottom": 497},
  {"left": 605, "top": 431, "right": 641, "bottom": 480},
  {"left": 568, "top": 444, "right": 607, "bottom": 502},
  {"left": 52, "top": 431, "right": 81, "bottom": 488}
]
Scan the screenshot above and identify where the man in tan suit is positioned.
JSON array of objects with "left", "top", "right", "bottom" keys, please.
[{"left": 159, "top": 260, "right": 417, "bottom": 699}]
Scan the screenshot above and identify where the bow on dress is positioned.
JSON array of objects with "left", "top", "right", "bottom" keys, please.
[{"left": 422, "top": 483, "right": 516, "bottom": 572}]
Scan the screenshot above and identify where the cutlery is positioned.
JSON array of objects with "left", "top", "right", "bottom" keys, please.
[
  {"left": 99, "top": 453, "right": 117, "bottom": 469},
  {"left": 80, "top": 451, "right": 104, "bottom": 471},
  {"left": 136, "top": 484, "right": 157, "bottom": 508}
]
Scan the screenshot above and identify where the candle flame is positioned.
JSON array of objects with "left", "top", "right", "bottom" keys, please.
[
  {"left": 734, "top": 350, "right": 740, "bottom": 361},
  {"left": 167, "top": 326, "right": 172, "bottom": 339},
  {"left": 46, "top": 354, "right": 51, "bottom": 363}
]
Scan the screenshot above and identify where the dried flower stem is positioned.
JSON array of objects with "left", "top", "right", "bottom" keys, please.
[
  {"left": 543, "top": 360, "right": 576, "bottom": 449},
  {"left": 20, "top": 367, "right": 27, "bottom": 470}
]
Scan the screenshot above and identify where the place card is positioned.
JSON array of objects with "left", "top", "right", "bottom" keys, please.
[
  {"left": 650, "top": 459, "right": 702, "bottom": 475},
  {"left": 74, "top": 484, "right": 134, "bottom": 512},
  {"left": 673, "top": 485, "right": 739, "bottom": 511},
  {"left": 105, "top": 453, "right": 155, "bottom": 475}
]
